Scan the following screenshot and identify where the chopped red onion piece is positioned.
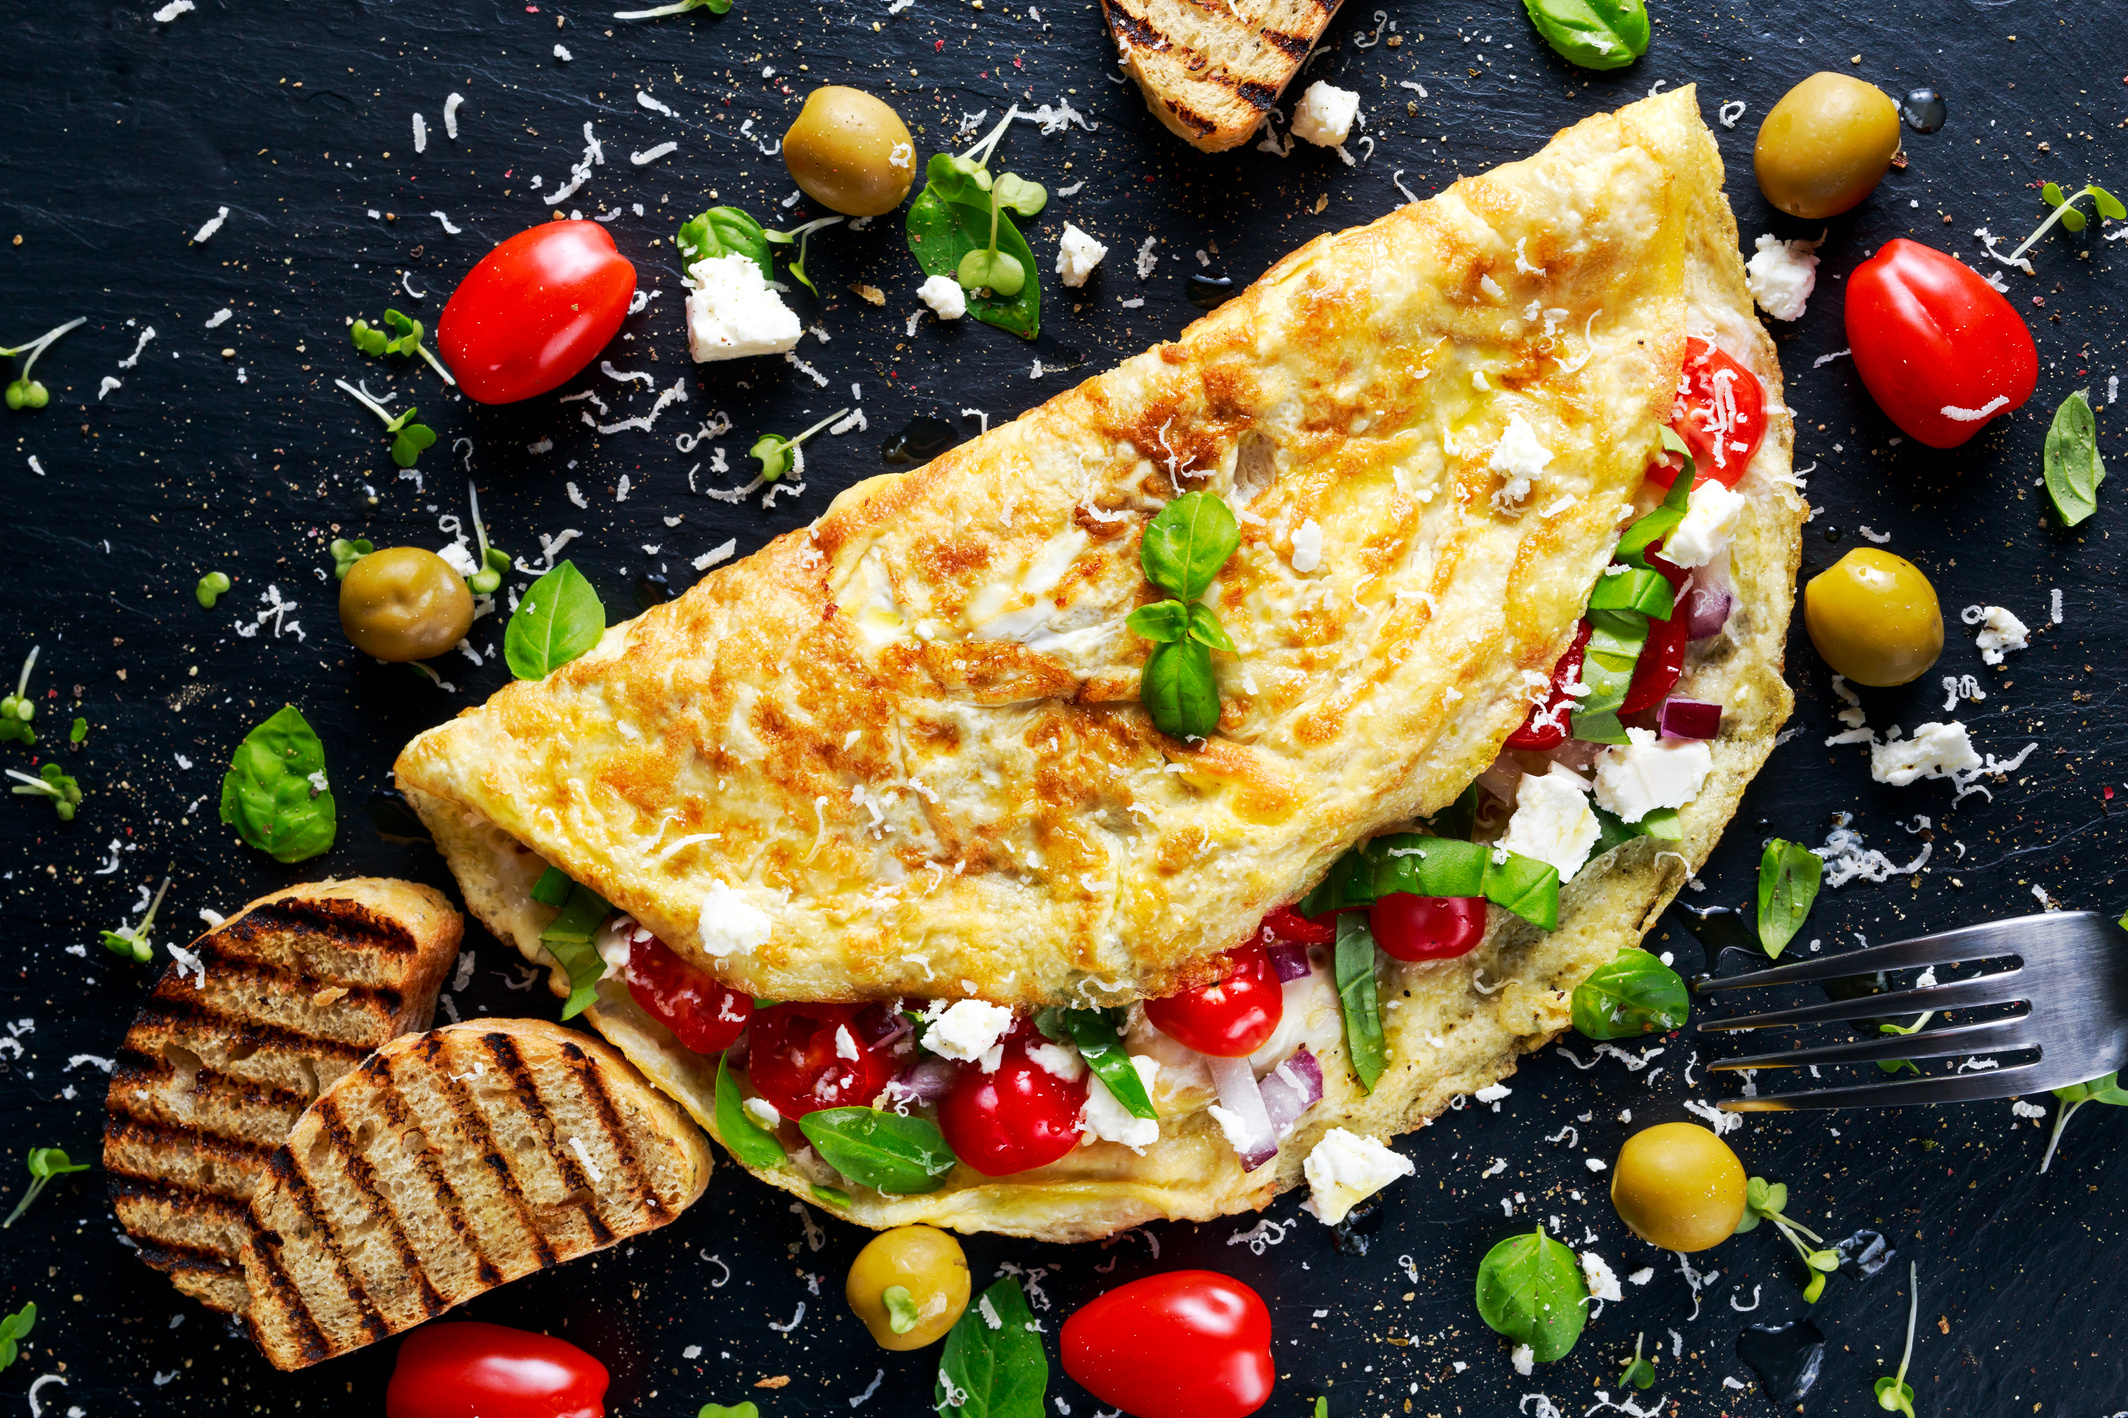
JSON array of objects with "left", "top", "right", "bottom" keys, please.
[
  {"left": 1207, "top": 1053, "right": 1279, "bottom": 1170},
  {"left": 1257, "top": 1046, "right": 1325, "bottom": 1140},
  {"left": 882, "top": 1055, "right": 959, "bottom": 1108},
  {"left": 1266, "top": 940, "right": 1312, "bottom": 983},
  {"left": 1681, "top": 576, "right": 1734, "bottom": 640},
  {"left": 1659, "top": 698, "right": 1723, "bottom": 740}
]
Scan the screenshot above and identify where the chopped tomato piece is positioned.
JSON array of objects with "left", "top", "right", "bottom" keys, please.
[
  {"left": 1144, "top": 946, "right": 1284, "bottom": 1058},
  {"left": 744, "top": 1002, "right": 907, "bottom": 1120},
  {"left": 623, "top": 929, "right": 751, "bottom": 1055},
  {"left": 1651, "top": 338, "right": 1764, "bottom": 489},
  {"left": 1504, "top": 621, "right": 1593, "bottom": 752}
]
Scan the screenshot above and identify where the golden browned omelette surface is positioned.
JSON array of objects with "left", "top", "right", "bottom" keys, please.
[{"left": 400, "top": 89, "right": 1708, "bottom": 1012}]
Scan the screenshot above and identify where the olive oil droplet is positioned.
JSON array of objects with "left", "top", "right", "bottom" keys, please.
[{"left": 1901, "top": 88, "right": 1946, "bottom": 134}]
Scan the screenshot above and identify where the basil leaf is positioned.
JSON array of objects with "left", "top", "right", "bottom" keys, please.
[
  {"left": 1048, "top": 1008, "right": 1156, "bottom": 1120},
  {"left": 1142, "top": 638, "right": 1220, "bottom": 740},
  {"left": 1474, "top": 1225, "right": 1589, "bottom": 1363},
  {"left": 797, "top": 1107, "right": 959, "bottom": 1194},
  {"left": 1140, "top": 491, "right": 1241, "bottom": 601},
  {"left": 0, "top": 1302, "right": 34, "bottom": 1372},
  {"left": 2043, "top": 388, "right": 2105, "bottom": 527},
  {"left": 218, "top": 705, "right": 337, "bottom": 864},
  {"left": 936, "top": 1276, "right": 1048, "bottom": 1418},
  {"left": 1186, "top": 602, "right": 1237, "bottom": 652},
  {"left": 812, "top": 1184, "right": 853, "bottom": 1208},
  {"left": 538, "top": 882, "right": 610, "bottom": 1019},
  {"left": 1571, "top": 608, "right": 1648, "bottom": 743},
  {"left": 1481, "top": 852, "right": 1561, "bottom": 932},
  {"left": 1571, "top": 946, "right": 1689, "bottom": 1039},
  {"left": 1586, "top": 565, "right": 1676, "bottom": 620},
  {"left": 1756, "top": 839, "right": 1823, "bottom": 958},
  {"left": 1335, "top": 912, "right": 1387, "bottom": 1093},
  {"left": 1590, "top": 802, "right": 1681, "bottom": 858},
  {"left": 698, "top": 1405, "right": 759, "bottom": 1418},
  {"left": 1299, "top": 833, "right": 1558, "bottom": 931},
  {"left": 529, "top": 865, "right": 575, "bottom": 907},
  {"left": 676, "top": 205, "right": 775, "bottom": 281},
  {"left": 906, "top": 154, "right": 1041, "bottom": 339},
  {"left": 1615, "top": 447, "right": 1695, "bottom": 566},
  {"left": 505, "top": 560, "right": 606, "bottom": 680},
  {"left": 1520, "top": 0, "right": 1648, "bottom": 71},
  {"left": 1124, "top": 599, "right": 1189, "bottom": 643},
  {"left": 715, "top": 1053, "right": 787, "bottom": 1170}
]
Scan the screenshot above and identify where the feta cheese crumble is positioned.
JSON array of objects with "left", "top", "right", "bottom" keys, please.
[
  {"left": 685, "top": 253, "right": 802, "bottom": 362},
  {"left": 698, "top": 881, "right": 773, "bottom": 957},
  {"left": 1302, "top": 1128, "right": 1415, "bottom": 1225},
  {"left": 1593, "top": 728, "right": 1714, "bottom": 822},
  {"left": 921, "top": 1000, "right": 1014, "bottom": 1062},
  {"left": 1080, "top": 1054, "right": 1161, "bottom": 1152},
  {"left": 1487, "top": 414, "right": 1552, "bottom": 515},
  {"left": 1290, "top": 81, "right": 1362, "bottom": 148},
  {"left": 1744, "top": 232, "right": 1821, "bottom": 321},
  {"left": 917, "top": 274, "right": 967, "bottom": 320},
  {"left": 1662, "top": 477, "right": 1747, "bottom": 569},
  {"left": 1498, "top": 764, "right": 1601, "bottom": 881},
  {"left": 1581, "top": 1251, "right": 1624, "bottom": 1303},
  {"left": 1870, "top": 721, "right": 1983, "bottom": 786},
  {"left": 1290, "top": 518, "right": 1324, "bottom": 573},
  {"left": 1055, "top": 224, "right": 1109, "bottom": 287},
  {"left": 1967, "top": 604, "right": 2029, "bottom": 665}
]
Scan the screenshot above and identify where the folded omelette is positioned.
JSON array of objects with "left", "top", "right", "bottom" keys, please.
[{"left": 400, "top": 87, "right": 1804, "bottom": 1240}]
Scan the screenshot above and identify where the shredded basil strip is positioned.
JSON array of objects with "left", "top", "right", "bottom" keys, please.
[
  {"left": 1037, "top": 1008, "right": 1156, "bottom": 1120},
  {"left": 936, "top": 1276, "right": 1049, "bottom": 1418},
  {"left": 1298, "top": 834, "right": 1560, "bottom": 932},
  {"left": 505, "top": 560, "right": 607, "bottom": 681},
  {"left": 529, "top": 865, "right": 575, "bottom": 907},
  {"left": 1570, "top": 609, "right": 1647, "bottom": 744},
  {"left": 537, "top": 881, "right": 610, "bottom": 1019},
  {"left": 715, "top": 1054, "right": 788, "bottom": 1170},
  {"left": 1590, "top": 802, "right": 1682, "bottom": 857},
  {"left": 1586, "top": 564, "right": 1676, "bottom": 619},
  {"left": 1335, "top": 912, "right": 1388, "bottom": 1093},
  {"left": 2043, "top": 388, "right": 2105, "bottom": 527},
  {"left": 1520, "top": 0, "right": 1649, "bottom": 72},
  {"left": 797, "top": 1107, "right": 959, "bottom": 1195},
  {"left": 1570, "top": 946, "right": 1689, "bottom": 1039},
  {"left": 1756, "top": 838, "right": 1823, "bottom": 958},
  {"left": 1474, "top": 1224, "right": 1590, "bottom": 1362},
  {"left": 218, "top": 705, "right": 337, "bottom": 864},
  {"left": 1615, "top": 433, "right": 1698, "bottom": 565}
]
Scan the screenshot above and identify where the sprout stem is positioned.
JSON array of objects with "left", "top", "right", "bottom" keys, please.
[
  {"left": 959, "top": 105, "right": 1022, "bottom": 168},
  {"left": 335, "top": 377, "right": 399, "bottom": 426},
  {"left": 613, "top": 0, "right": 696, "bottom": 16},
  {"left": 13, "top": 646, "right": 37, "bottom": 701},
  {"left": 2039, "top": 1094, "right": 2084, "bottom": 1174},
  {"left": 0, "top": 317, "right": 86, "bottom": 381},
  {"left": 790, "top": 408, "right": 851, "bottom": 448},
  {"left": 415, "top": 342, "right": 459, "bottom": 387}
]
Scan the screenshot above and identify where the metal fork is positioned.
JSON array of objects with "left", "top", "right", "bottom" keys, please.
[{"left": 1692, "top": 911, "right": 2128, "bottom": 1111}]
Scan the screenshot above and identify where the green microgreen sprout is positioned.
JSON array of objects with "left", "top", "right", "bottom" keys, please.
[
  {"left": 349, "top": 307, "right": 457, "bottom": 386},
  {"left": 7, "top": 763, "right": 81, "bottom": 821},
  {"left": 2010, "top": 183, "right": 2128, "bottom": 261},
  {"left": 465, "top": 481, "right": 510, "bottom": 595},
  {"left": 952, "top": 107, "right": 1031, "bottom": 297},
  {"left": 1618, "top": 1331, "right": 1657, "bottom": 1391},
  {"left": 99, "top": 874, "right": 171, "bottom": 964},
  {"left": 750, "top": 408, "right": 850, "bottom": 482},
  {"left": 1, "top": 1148, "right": 89, "bottom": 1230},
  {"left": 0, "top": 646, "right": 40, "bottom": 746},
  {"left": 1875, "top": 1007, "right": 1934, "bottom": 1076},
  {"left": 0, "top": 1301, "right": 33, "bottom": 1371},
  {"left": 883, "top": 1284, "right": 921, "bottom": 1334},
  {"left": 2038, "top": 1071, "right": 2128, "bottom": 1173},
  {"left": 2, "top": 317, "right": 85, "bottom": 412},
  {"left": 335, "top": 378, "right": 437, "bottom": 469},
  {"left": 763, "top": 215, "right": 844, "bottom": 296},
  {"left": 614, "top": 0, "right": 730, "bottom": 19},
  {"left": 1735, "top": 1176, "right": 1841, "bottom": 1303},
  {"left": 67, "top": 717, "right": 85, "bottom": 746},
  {"left": 196, "top": 571, "right": 232, "bottom": 608},
  {"left": 330, "top": 538, "right": 374, "bottom": 580},
  {"left": 1873, "top": 1261, "right": 1920, "bottom": 1417}
]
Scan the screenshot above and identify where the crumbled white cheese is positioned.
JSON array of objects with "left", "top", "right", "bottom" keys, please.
[
  {"left": 1290, "top": 518, "right": 1324, "bottom": 573},
  {"left": 436, "top": 541, "right": 478, "bottom": 578},
  {"left": 685, "top": 253, "right": 802, "bottom": 361},
  {"left": 1870, "top": 721, "right": 1983, "bottom": 786},
  {"left": 1487, "top": 413, "right": 1552, "bottom": 515},
  {"left": 593, "top": 918, "right": 635, "bottom": 980},
  {"left": 1744, "top": 232, "right": 1821, "bottom": 322},
  {"left": 743, "top": 1096, "right": 783, "bottom": 1131},
  {"left": 1025, "top": 1039, "right": 1085, "bottom": 1082},
  {"left": 1290, "top": 81, "right": 1362, "bottom": 148},
  {"left": 1302, "top": 1128, "right": 1415, "bottom": 1225},
  {"left": 1969, "top": 605, "right": 2029, "bottom": 665},
  {"left": 1581, "top": 1251, "right": 1624, "bottom": 1303},
  {"left": 1594, "top": 728, "right": 1714, "bottom": 822},
  {"left": 697, "top": 881, "right": 773, "bottom": 957},
  {"left": 920, "top": 999, "right": 1014, "bottom": 1062},
  {"left": 834, "top": 1025, "right": 859, "bottom": 1061},
  {"left": 917, "top": 274, "right": 967, "bottom": 320},
  {"left": 1474, "top": 1083, "right": 1513, "bottom": 1104},
  {"left": 1056, "top": 223, "right": 1109, "bottom": 288},
  {"left": 1511, "top": 1345, "right": 1535, "bottom": 1377},
  {"left": 1497, "top": 765, "right": 1600, "bottom": 882},
  {"left": 1662, "top": 477, "right": 1747, "bottom": 569},
  {"left": 1080, "top": 1054, "right": 1161, "bottom": 1152}
]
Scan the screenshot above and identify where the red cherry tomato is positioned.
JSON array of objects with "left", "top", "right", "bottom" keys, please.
[
  {"left": 744, "top": 1002, "right": 906, "bottom": 1120},
  {"left": 1504, "top": 620, "right": 1594, "bottom": 751},
  {"left": 622, "top": 928, "right": 751, "bottom": 1055},
  {"left": 1650, "top": 338, "right": 1766, "bottom": 489},
  {"left": 1260, "top": 904, "right": 1334, "bottom": 947},
  {"left": 1061, "top": 1271, "right": 1275, "bottom": 1418},
  {"left": 1619, "top": 551, "right": 1691, "bottom": 715},
  {"left": 386, "top": 1322, "right": 607, "bottom": 1418},
  {"left": 1367, "top": 893, "right": 1489, "bottom": 962},
  {"left": 438, "top": 221, "right": 637, "bottom": 404},
  {"left": 1845, "top": 238, "right": 2038, "bottom": 449},
  {"left": 935, "top": 1030, "right": 1089, "bottom": 1176},
  {"left": 1144, "top": 945, "right": 1285, "bottom": 1058}
]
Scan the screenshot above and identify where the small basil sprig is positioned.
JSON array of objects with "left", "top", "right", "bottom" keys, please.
[
  {"left": 715, "top": 1053, "right": 788, "bottom": 1169},
  {"left": 0, "top": 1148, "right": 89, "bottom": 1230},
  {"left": 1618, "top": 1332, "right": 1657, "bottom": 1390},
  {"left": 2038, "top": 1070, "right": 2128, "bottom": 1173},
  {"left": 98, "top": 874, "right": 171, "bottom": 964},
  {"left": 0, "top": 646, "right": 40, "bottom": 746},
  {"left": 906, "top": 107, "right": 1044, "bottom": 339},
  {"left": 2042, "top": 388, "right": 2106, "bottom": 528},
  {"left": 330, "top": 538, "right": 373, "bottom": 579},
  {"left": 535, "top": 873, "right": 610, "bottom": 1019},
  {"left": 1756, "top": 838, "right": 1823, "bottom": 958},
  {"left": 1035, "top": 1008, "right": 1156, "bottom": 1120},
  {"left": 798, "top": 1107, "right": 959, "bottom": 1194},
  {"left": 505, "top": 561, "right": 606, "bottom": 680},
  {"left": 1570, "top": 947, "right": 1687, "bottom": 1039},
  {"left": 1734, "top": 1176, "right": 1840, "bottom": 1302},
  {"left": 334, "top": 378, "right": 437, "bottom": 469},
  {"left": 1, "top": 316, "right": 83, "bottom": 412},
  {"left": 1873, "top": 1262, "right": 1921, "bottom": 1417},
  {"left": 1520, "top": 0, "right": 1649, "bottom": 70},
  {"left": 750, "top": 408, "right": 850, "bottom": 483},
  {"left": 0, "top": 1301, "right": 34, "bottom": 1372},
  {"left": 10, "top": 761, "right": 82, "bottom": 821},
  {"left": 1129, "top": 492, "right": 1241, "bottom": 740},
  {"left": 220, "top": 705, "right": 336, "bottom": 862},
  {"left": 349, "top": 307, "right": 456, "bottom": 386},
  {"left": 936, "top": 1276, "right": 1048, "bottom": 1418},
  {"left": 1473, "top": 1223, "right": 1588, "bottom": 1363},
  {"left": 1335, "top": 912, "right": 1387, "bottom": 1093}
]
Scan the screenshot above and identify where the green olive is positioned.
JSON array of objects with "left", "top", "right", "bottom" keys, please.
[
  {"left": 1804, "top": 547, "right": 1944, "bottom": 687},
  {"left": 338, "top": 547, "right": 473, "bottom": 662},
  {"left": 845, "top": 1224, "right": 970, "bottom": 1351},
  {"left": 1754, "top": 73, "right": 1901, "bottom": 219},
  {"left": 784, "top": 86, "right": 917, "bottom": 218},
  {"left": 1610, "top": 1122, "right": 1747, "bottom": 1253}
]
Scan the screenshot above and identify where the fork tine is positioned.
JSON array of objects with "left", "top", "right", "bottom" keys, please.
[
  {"left": 1706, "top": 1016, "right": 2035, "bottom": 1072},
  {"left": 1697, "top": 972, "right": 2026, "bottom": 1032},
  {"left": 1717, "top": 1060, "right": 2058, "bottom": 1111},
  {"left": 1692, "top": 912, "right": 2102, "bottom": 994}
]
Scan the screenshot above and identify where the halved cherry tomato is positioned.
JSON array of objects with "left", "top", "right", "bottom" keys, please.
[
  {"left": 1504, "top": 620, "right": 1594, "bottom": 751},
  {"left": 1650, "top": 338, "right": 1765, "bottom": 489},
  {"left": 438, "top": 221, "right": 637, "bottom": 405},
  {"left": 1368, "top": 893, "right": 1488, "bottom": 961},
  {"left": 1845, "top": 238, "right": 2038, "bottom": 449},
  {"left": 1061, "top": 1271, "right": 1275, "bottom": 1418},
  {"left": 744, "top": 1002, "right": 906, "bottom": 1119},
  {"left": 386, "top": 1322, "right": 607, "bottom": 1418},
  {"left": 1260, "top": 905, "right": 1334, "bottom": 947},
  {"left": 1144, "top": 945, "right": 1284, "bottom": 1058},
  {"left": 1619, "top": 551, "right": 1691, "bottom": 715},
  {"left": 935, "top": 1029, "right": 1088, "bottom": 1176},
  {"left": 623, "top": 928, "right": 751, "bottom": 1055}
]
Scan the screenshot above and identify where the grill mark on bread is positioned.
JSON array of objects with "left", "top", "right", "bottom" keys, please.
[
  {"left": 483, "top": 1031, "right": 616, "bottom": 1247},
  {"left": 243, "top": 1222, "right": 332, "bottom": 1367},
  {"left": 558, "top": 1036, "right": 654, "bottom": 1220},
  {"left": 314, "top": 1089, "right": 449, "bottom": 1326},
  {"left": 421, "top": 1036, "right": 559, "bottom": 1274},
  {"left": 1259, "top": 26, "right": 1312, "bottom": 58},
  {"left": 266, "top": 1144, "right": 394, "bottom": 1348}
]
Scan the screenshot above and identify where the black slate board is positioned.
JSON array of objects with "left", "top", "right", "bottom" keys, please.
[{"left": 3, "top": 0, "right": 2126, "bottom": 1413}]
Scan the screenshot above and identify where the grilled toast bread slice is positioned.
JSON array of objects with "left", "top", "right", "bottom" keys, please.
[
  {"left": 1099, "top": 0, "right": 1346, "bottom": 152},
  {"left": 103, "top": 879, "right": 462, "bottom": 1316},
  {"left": 238, "top": 1018, "right": 711, "bottom": 1370}
]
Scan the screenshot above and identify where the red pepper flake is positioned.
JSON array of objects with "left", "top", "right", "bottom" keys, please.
[
  {"left": 1014, "top": 57, "right": 1023, "bottom": 67},
  {"left": 2032, "top": 296, "right": 2046, "bottom": 306},
  {"left": 934, "top": 38, "right": 944, "bottom": 49},
  {"left": 2106, "top": 784, "right": 2115, "bottom": 800}
]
